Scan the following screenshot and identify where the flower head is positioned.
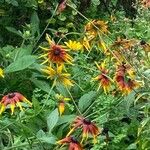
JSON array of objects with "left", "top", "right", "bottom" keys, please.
[
  {"left": 67, "top": 117, "right": 100, "bottom": 143},
  {"left": 93, "top": 62, "right": 112, "bottom": 94},
  {"left": 57, "top": 0, "right": 67, "bottom": 14},
  {"left": 0, "top": 68, "right": 4, "bottom": 78},
  {"left": 42, "top": 65, "right": 73, "bottom": 87},
  {"left": 140, "top": 40, "right": 150, "bottom": 52},
  {"left": 56, "top": 94, "right": 70, "bottom": 115},
  {"left": 111, "top": 37, "right": 136, "bottom": 51},
  {"left": 40, "top": 34, "right": 73, "bottom": 65},
  {"left": 57, "top": 136, "right": 83, "bottom": 150},
  {"left": 141, "top": 0, "right": 150, "bottom": 8},
  {"left": 0, "top": 92, "right": 32, "bottom": 115},
  {"left": 85, "top": 20, "right": 108, "bottom": 37},
  {"left": 65, "top": 40, "right": 83, "bottom": 51},
  {"left": 114, "top": 63, "right": 139, "bottom": 95}
]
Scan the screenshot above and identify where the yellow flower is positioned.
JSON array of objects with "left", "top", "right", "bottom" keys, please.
[
  {"left": 98, "top": 40, "right": 108, "bottom": 54},
  {"left": 55, "top": 94, "right": 70, "bottom": 115},
  {"left": 82, "top": 36, "right": 92, "bottom": 51},
  {"left": 64, "top": 40, "right": 83, "bottom": 51},
  {"left": 42, "top": 65, "right": 73, "bottom": 87},
  {"left": 0, "top": 68, "right": 4, "bottom": 78}
]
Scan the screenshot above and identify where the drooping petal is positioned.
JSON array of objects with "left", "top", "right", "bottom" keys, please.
[
  {"left": 10, "top": 103, "right": 15, "bottom": 115},
  {"left": 0, "top": 104, "right": 6, "bottom": 114}
]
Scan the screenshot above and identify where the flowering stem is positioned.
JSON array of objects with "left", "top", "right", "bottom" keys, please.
[
  {"left": 65, "top": 86, "right": 82, "bottom": 115},
  {"left": 32, "top": 4, "right": 58, "bottom": 54}
]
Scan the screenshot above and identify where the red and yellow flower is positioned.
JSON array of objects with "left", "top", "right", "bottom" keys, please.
[
  {"left": 141, "top": 0, "right": 150, "bottom": 8},
  {"left": 67, "top": 117, "right": 100, "bottom": 143},
  {"left": 57, "top": 136, "right": 83, "bottom": 150},
  {"left": 93, "top": 62, "right": 112, "bottom": 94},
  {"left": 56, "top": 94, "right": 70, "bottom": 115},
  {"left": 114, "top": 63, "right": 139, "bottom": 95},
  {"left": 140, "top": 40, "right": 150, "bottom": 52},
  {"left": 42, "top": 64, "right": 73, "bottom": 87},
  {"left": 0, "top": 92, "right": 32, "bottom": 115},
  {"left": 40, "top": 34, "right": 73, "bottom": 65},
  {"left": 111, "top": 37, "right": 136, "bottom": 51}
]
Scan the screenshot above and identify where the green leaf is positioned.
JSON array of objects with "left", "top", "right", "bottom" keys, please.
[
  {"left": 37, "top": 130, "right": 56, "bottom": 144},
  {"left": 57, "top": 115, "right": 76, "bottom": 126},
  {"left": 31, "top": 78, "right": 52, "bottom": 93},
  {"left": 96, "top": 113, "right": 109, "bottom": 124},
  {"left": 78, "top": 91, "right": 97, "bottom": 112},
  {"left": 6, "top": 27, "right": 22, "bottom": 37},
  {"left": 9, "top": 46, "right": 33, "bottom": 60},
  {"left": 127, "top": 143, "right": 137, "bottom": 149},
  {"left": 31, "top": 11, "right": 40, "bottom": 36},
  {"left": 4, "top": 55, "right": 36, "bottom": 73},
  {"left": 47, "top": 109, "right": 59, "bottom": 133},
  {"left": 123, "top": 92, "right": 135, "bottom": 114},
  {"left": 91, "top": 0, "right": 100, "bottom": 5},
  {"left": 6, "top": 0, "right": 19, "bottom": 6},
  {"left": 39, "top": 137, "right": 56, "bottom": 144}
]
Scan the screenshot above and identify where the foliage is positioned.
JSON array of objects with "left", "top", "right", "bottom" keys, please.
[{"left": 0, "top": 0, "right": 150, "bottom": 150}]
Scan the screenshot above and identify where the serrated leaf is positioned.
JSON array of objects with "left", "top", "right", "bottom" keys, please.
[
  {"left": 47, "top": 109, "right": 59, "bottom": 133},
  {"left": 4, "top": 55, "right": 36, "bottom": 73},
  {"left": 78, "top": 91, "right": 97, "bottom": 112}
]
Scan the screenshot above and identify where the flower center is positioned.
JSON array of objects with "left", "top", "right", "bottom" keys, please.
[
  {"left": 54, "top": 47, "right": 61, "bottom": 56},
  {"left": 8, "top": 93, "right": 16, "bottom": 98},
  {"left": 140, "top": 40, "right": 146, "bottom": 45},
  {"left": 83, "top": 119, "right": 91, "bottom": 125},
  {"left": 71, "top": 137, "right": 78, "bottom": 143}
]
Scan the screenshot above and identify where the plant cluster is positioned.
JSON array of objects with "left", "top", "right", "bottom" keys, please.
[{"left": 0, "top": 0, "right": 150, "bottom": 150}]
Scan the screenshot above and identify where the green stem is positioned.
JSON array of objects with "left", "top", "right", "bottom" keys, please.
[
  {"left": 34, "top": 80, "right": 56, "bottom": 116},
  {"left": 65, "top": 86, "right": 82, "bottom": 115}
]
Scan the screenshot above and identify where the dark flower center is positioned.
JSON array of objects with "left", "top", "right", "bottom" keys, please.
[
  {"left": 140, "top": 40, "right": 146, "bottom": 45},
  {"left": 71, "top": 137, "right": 78, "bottom": 143},
  {"left": 102, "top": 127, "right": 109, "bottom": 134},
  {"left": 83, "top": 119, "right": 91, "bottom": 125},
  {"left": 54, "top": 47, "right": 61, "bottom": 56},
  {"left": 8, "top": 93, "right": 16, "bottom": 98},
  {"left": 59, "top": 100, "right": 65, "bottom": 104}
]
